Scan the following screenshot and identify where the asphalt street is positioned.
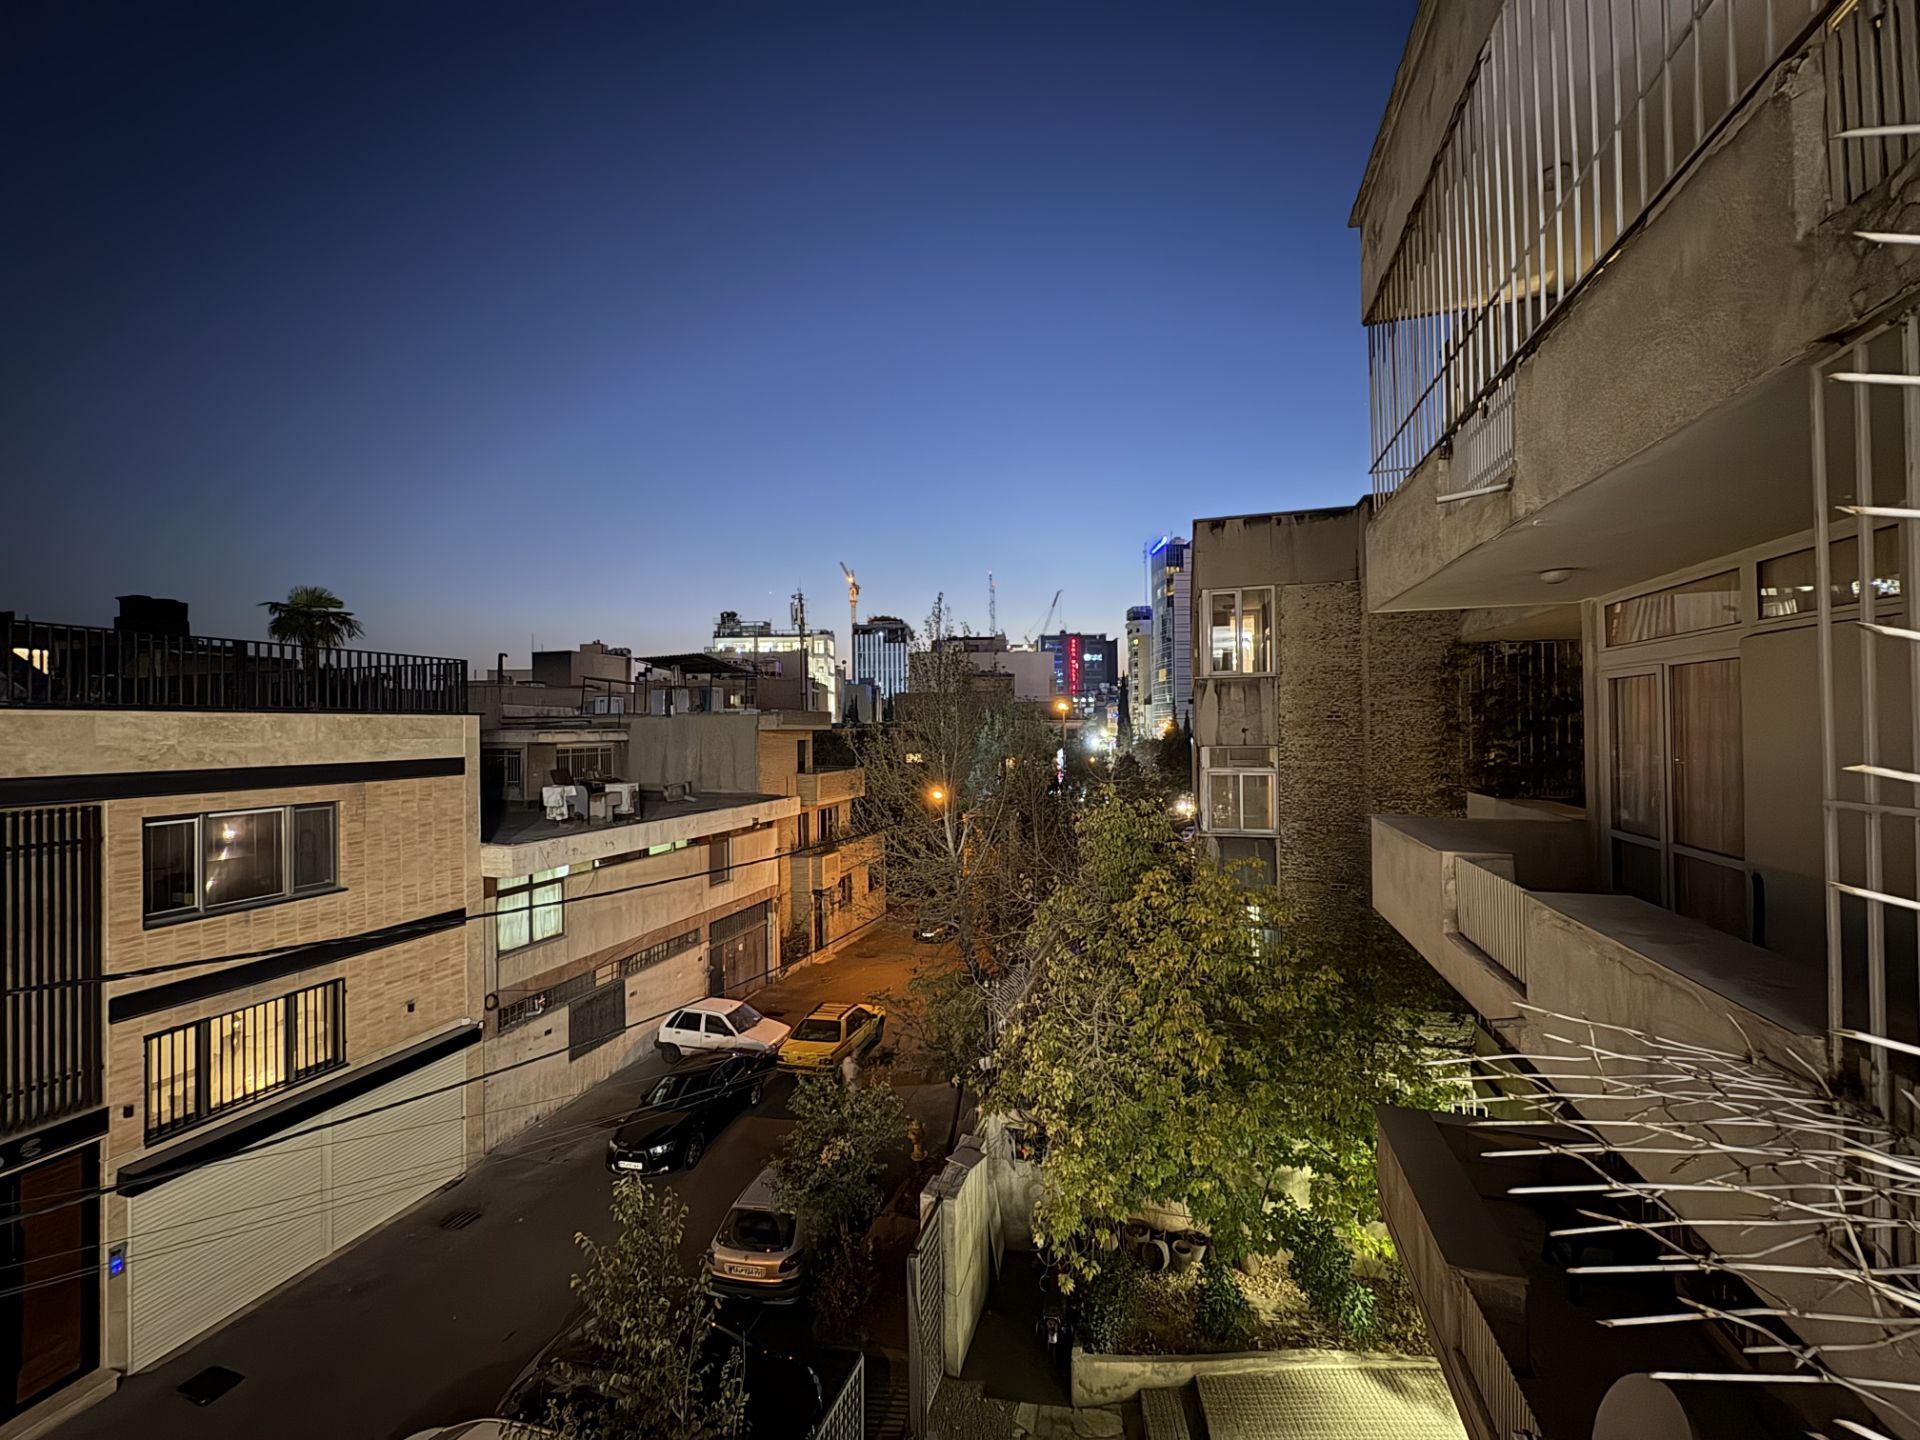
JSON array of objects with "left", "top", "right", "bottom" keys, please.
[{"left": 49, "top": 925, "right": 939, "bottom": 1440}]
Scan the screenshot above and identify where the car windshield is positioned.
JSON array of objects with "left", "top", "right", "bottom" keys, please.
[
  {"left": 792, "top": 1018, "right": 841, "bottom": 1043},
  {"left": 646, "top": 1073, "right": 704, "bottom": 1107},
  {"left": 720, "top": 1207, "right": 796, "bottom": 1253},
  {"left": 729, "top": 1004, "right": 765, "bottom": 1029}
]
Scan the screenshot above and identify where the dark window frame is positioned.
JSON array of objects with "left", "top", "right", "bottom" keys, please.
[
  {"left": 141, "top": 803, "right": 341, "bottom": 926},
  {"left": 142, "top": 979, "right": 346, "bottom": 1143}
]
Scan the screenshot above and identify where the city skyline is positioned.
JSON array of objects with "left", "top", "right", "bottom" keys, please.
[{"left": 2, "top": 0, "right": 1413, "bottom": 666}]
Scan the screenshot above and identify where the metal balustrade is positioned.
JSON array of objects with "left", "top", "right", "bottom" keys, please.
[
  {"left": 1456, "top": 858, "right": 1531, "bottom": 987},
  {"left": 1368, "top": 0, "right": 1827, "bottom": 502},
  {"left": 1, "top": 616, "right": 466, "bottom": 713},
  {"left": 1826, "top": 0, "right": 1920, "bottom": 208}
]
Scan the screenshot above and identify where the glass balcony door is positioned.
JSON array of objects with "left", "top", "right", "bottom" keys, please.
[{"left": 1607, "top": 657, "right": 1748, "bottom": 938}]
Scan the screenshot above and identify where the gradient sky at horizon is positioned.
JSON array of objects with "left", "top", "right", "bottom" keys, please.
[{"left": 2, "top": 1, "right": 1414, "bottom": 671}]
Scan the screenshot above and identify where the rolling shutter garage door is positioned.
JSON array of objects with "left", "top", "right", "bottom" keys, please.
[{"left": 126, "top": 1050, "right": 467, "bottom": 1369}]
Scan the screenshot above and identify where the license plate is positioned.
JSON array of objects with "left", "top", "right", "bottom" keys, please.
[
  {"left": 616, "top": 1160, "right": 649, "bottom": 1172},
  {"left": 724, "top": 1263, "right": 759, "bottom": 1278}
]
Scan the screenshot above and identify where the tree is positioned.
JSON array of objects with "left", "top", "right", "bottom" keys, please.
[
  {"left": 770, "top": 1074, "right": 912, "bottom": 1244},
  {"left": 259, "top": 585, "right": 365, "bottom": 661},
  {"left": 853, "top": 601, "right": 1075, "bottom": 1067},
  {"left": 989, "top": 791, "right": 1453, "bottom": 1315},
  {"left": 528, "top": 1179, "right": 747, "bottom": 1440}
]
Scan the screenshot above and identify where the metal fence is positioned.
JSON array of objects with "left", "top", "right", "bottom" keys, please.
[
  {"left": 1, "top": 616, "right": 467, "bottom": 713},
  {"left": 2, "top": 805, "right": 102, "bottom": 1138},
  {"left": 1455, "top": 859, "right": 1531, "bottom": 987},
  {"left": 1825, "top": 0, "right": 1920, "bottom": 208},
  {"left": 1458, "top": 639, "right": 1586, "bottom": 804},
  {"left": 906, "top": 1199, "right": 945, "bottom": 1439},
  {"left": 1442, "top": 374, "right": 1517, "bottom": 499},
  {"left": 1368, "top": 0, "right": 1826, "bottom": 500}
]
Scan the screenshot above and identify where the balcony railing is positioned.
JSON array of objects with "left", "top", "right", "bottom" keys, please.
[
  {"left": 2, "top": 616, "right": 467, "bottom": 714},
  {"left": 1367, "top": 0, "right": 1826, "bottom": 501},
  {"left": 1825, "top": 0, "right": 1919, "bottom": 208},
  {"left": 1456, "top": 858, "right": 1530, "bottom": 986}
]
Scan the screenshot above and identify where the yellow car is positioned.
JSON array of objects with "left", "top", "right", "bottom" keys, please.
[{"left": 779, "top": 1001, "right": 886, "bottom": 1071}]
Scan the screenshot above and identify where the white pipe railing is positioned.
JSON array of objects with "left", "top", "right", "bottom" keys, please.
[{"left": 1457, "top": 858, "right": 1531, "bottom": 987}]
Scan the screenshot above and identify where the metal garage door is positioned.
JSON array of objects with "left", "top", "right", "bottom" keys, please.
[
  {"left": 710, "top": 902, "right": 769, "bottom": 997},
  {"left": 126, "top": 1051, "right": 467, "bottom": 1369}
]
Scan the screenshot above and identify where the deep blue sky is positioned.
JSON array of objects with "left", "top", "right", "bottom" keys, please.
[{"left": 2, "top": 1, "right": 1412, "bottom": 670}]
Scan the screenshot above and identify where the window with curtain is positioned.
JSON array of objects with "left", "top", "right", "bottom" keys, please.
[
  {"left": 1201, "top": 746, "right": 1277, "bottom": 834},
  {"left": 142, "top": 803, "right": 339, "bottom": 923},
  {"left": 1604, "top": 570, "right": 1740, "bottom": 646},
  {"left": 144, "top": 981, "right": 345, "bottom": 1141},
  {"left": 1609, "top": 675, "right": 1663, "bottom": 839},
  {"left": 496, "top": 866, "right": 567, "bottom": 952},
  {"left": 1204, "top": 589, "right": 1274, "bottom": 675},
  {"left": 1758, "top": 528, "right": 1903, "bottom": 619}
]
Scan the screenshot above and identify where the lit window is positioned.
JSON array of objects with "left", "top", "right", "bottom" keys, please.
[
  {"left": 497, "top": 866, "right": 567, "bottom": 951},
  {"left": 142, "top": 804, "right": 339, "bottom": 923},
  {"left": 1204, "top": 590, "right": 1272, "bottom": 675},
  {"left": 1201, "top": 747, "right": 1277, "bottom": 834},
  {"left": 144, "top": 981, "right": 344, "bottom": 1141}
]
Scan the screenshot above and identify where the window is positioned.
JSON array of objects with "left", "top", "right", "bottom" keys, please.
[
  {"left": 708, "top": 836, "right": 732, "bottom": 887},
  {"left": 1200, "top": 747, "right": 1277, "bottom": 834},
  {"left": 555, "top": 744, "right": 616, "bottom": 779},
  {"left": 496, "top": 866, "right": 567, "bottom": 952},
  {"left": 867, "top": 863, "right": 882, "bottom": 894},
  {"left": 1604, "top": 570, "right": 1740, "bottom": 645},
  {"left": 704, "top": 1013, "right": 732, "bottom": 1036},
  {"left": 503, "top": 750, "right": 524, "bottom": 791},
  {"left": 144, "top": 981, "right": 344, "bottom": 1141},
  {"left": 819, "top": 808, "right": 839, "bottom": 844},
  {"left": 1203, "top": 588, "right": 1273, "bottom": 675},
  {"left": 141, "top": 804, "right": 339, "bottom": 923},
  {"left": 1758, "top": 528, "right": 1903, "bottom": 619},
  {"left": 837, "top": 874, "right": 853, "bottom": 909},
  {"left": 623, "top": 927, "right": 702, "bottom": 979},
  {"left": 569, "top": 983, "right": 625, "bottom": 1061}
]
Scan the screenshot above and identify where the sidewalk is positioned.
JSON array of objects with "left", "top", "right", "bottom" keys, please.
[{"left": 51, "top": 922, "right": 934, "bottom": 1440}]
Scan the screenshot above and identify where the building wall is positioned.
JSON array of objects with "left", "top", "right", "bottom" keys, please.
[
  {"left": 0, "top": 711, "right": 485, "bottom": 1385},
  {"left": 624, "top": 713, "right": 760, "bottom": 794}
]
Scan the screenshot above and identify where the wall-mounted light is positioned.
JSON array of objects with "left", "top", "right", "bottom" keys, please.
[{"left": 1538, "top": 567, "right": 1577, "bottom": 585}]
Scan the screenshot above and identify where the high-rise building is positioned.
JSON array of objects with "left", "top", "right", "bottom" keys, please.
[
  {"left": 1124, "top": 605, "right": 1152, "bottom": 740},
  {"left": 851, "top": 615, "right": 912, "bottom": 700},
  {"left": 1038, "top": 632, "right": 1117, "bottom": 704},
  {"left": 707, "top": 611, "right": 839, "bottom": 720},
  {"left": 1145, "top": 537, "right": 1192, "bottom": 735}
]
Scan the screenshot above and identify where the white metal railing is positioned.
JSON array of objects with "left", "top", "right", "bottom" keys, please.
[
  {"left": 1443, "top": 376, "right": 1518, "bottom": 499},
  {"left": 1368, "top": 0, "right": 1827, "bottom": 502},
  {"left": 1456, "top": 858, "right": 1530, "bottom": 986},
  {"left": 1825, "top": 0, "right": 1920, "bottom": 208},
  {"left": 1378, "top": 1134, "right": 1543, "bottom": 1440}
]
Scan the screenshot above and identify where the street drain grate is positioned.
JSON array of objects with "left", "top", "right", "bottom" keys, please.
[
  {"left": 438, "top": 1206, "right": 483, "bottom": 1230},
  {"left": 178, "top": 1366, "right": 245, "bottom": 1406}
]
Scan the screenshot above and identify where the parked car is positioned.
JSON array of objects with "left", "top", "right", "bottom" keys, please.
[
  {"left": 501, "top": 1307, "right": 825, "bottom": 1435},
  {"left": 705, "top": 1166, "right": 808, "bottom": 1303},
  {"left": 402, "top": 1423, "right": 541, "bottom": 1440},
  {"left": 914, "top": 921, "right": 955, "bottom": 944},
  {"left": 654, "top": 998, "right": 790, "bottom": 1063},
  {"left": 778, "top": 1001, "right": 885, "bottom": 1072},
  {"left": 606, "top": 1050, "right": 775, "bottom": 1174}
]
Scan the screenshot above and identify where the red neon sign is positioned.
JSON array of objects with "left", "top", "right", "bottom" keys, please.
[{"left": 1067, "top": 635, "right": 1081, "bottom": 696}]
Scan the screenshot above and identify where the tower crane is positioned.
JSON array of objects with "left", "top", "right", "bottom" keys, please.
[
  {"left": 1025, "top": 588, "right": 1063, "bottom": 646},
  {"left": 988, "top": 572, "right": 997, "bottom": 637},
  {"left": 838, "top": 562, "right": 859, "bottom": 629}
]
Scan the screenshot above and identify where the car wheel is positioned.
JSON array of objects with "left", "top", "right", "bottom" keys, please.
[
  {"left": 748, "top": 1081, "right": 764, "bottom": 1107},
  {"left": 658, "top": 1042, "right": 682, "bottom": 1065},
  {"left": 685, "top": 1133, "right": 706, "bottom": 1169}
]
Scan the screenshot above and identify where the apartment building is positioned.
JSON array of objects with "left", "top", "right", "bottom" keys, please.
[
  {"left": 0, "top": 606, "right": 481, "bottom": 1433},
  {"left": 852, "top": 615, "right": 913, "bottom": 701},
  {"left": 1187, "top": 504, "right": 1463, "bottom": 898},
  {"left": 708, "top": 611, "right": 839, "bottom": 720},
  {"left": 1355, "top": 1, "right": 1920, "bottom": 1434},
  {"left": 1124, "top": 605, "right": 1152, "bottom": 741}
]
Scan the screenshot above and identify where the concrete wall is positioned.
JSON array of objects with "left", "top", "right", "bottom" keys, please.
[
  {"left": 624, "top": 713, "right": 760, "bottom": 794},
  {"left": 924, "top": 1115, "right": 1043, "bottom": 1377}
]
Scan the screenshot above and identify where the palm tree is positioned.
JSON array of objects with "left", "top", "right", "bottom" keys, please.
[{"left": 260, "top": 586, "right": 365, "bottom": 666}]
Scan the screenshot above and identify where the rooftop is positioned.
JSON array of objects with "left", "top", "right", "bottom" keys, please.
[{"left": 484, "top": 788, "right": 781, "bottom": 848}]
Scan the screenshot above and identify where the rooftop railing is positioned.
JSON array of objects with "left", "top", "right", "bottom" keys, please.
[{"left": 2, "top": 616, "right": 467, "bottom": 714}]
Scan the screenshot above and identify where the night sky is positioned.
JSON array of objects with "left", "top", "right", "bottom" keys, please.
[{"left": 2, "top": 1, "right": 1413, "bottom": 670}]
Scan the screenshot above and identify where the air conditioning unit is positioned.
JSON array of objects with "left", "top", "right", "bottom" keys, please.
[
  {"left": 663, "top": 780, "right": 696, "bottom": 803},
  {"left": 587, "top": 694, "right": 627, "bottom": 715},
  {"left": 606, "top": 781, "right": 639, "bottom": 816}
]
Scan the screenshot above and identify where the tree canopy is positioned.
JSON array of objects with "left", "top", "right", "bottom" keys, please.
[
  {"left": 990, "top": 793, "right": 1452, "bottom": 1272},
  {"left": 259, "top": 585, "right": 365, "bottom": 653}
]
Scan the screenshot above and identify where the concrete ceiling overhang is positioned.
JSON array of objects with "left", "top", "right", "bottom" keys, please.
[{"left": 1379, "top": 362, "right": 1821, "bottom": 612}]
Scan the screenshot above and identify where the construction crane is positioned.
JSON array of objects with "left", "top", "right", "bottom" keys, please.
[
  {"left": 1025, "top": 588, "right": 1063, "bottom": 646},
  {"left": 988, "top": 572, "right": 997, "bottom": 637},
  {"left": 838, "top": 562, "right": 859, "bottom": 629}
]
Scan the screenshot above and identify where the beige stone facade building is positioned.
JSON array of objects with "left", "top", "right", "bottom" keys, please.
[
  {"left": 1354, "top": 1, "right": 1920, "bottom": 1435},
  {"left": 1188, "top": 502, "right": 1463, "bottom": 902},
  {"left": 0, "top": 613, "right": 480, "bottom": 1435}
]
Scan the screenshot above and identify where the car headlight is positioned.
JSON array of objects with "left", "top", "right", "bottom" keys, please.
[{"left": 648, "top": 1142, "right": 674, "bottom": 1155}]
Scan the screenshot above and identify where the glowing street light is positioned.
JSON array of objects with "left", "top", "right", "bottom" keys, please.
[{"left": 928, "top": 785, "right": 947, "bottom": 805}]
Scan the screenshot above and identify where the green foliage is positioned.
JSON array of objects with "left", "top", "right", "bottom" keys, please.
[
  {"left": 990, "top": 790, "right": 1453, "bottom": 1325},
  {"left": 770, "top": 1076, "right": 912, "bottom": 1243},
  {"left": 1193, "top": 1260, "right": 1254, "bottom": 1347},
  {"left": 259, "top": 585, "right": 365, "bottom": 655},
  {"left": 810, "top": 1232, "right": 876, "bottom": 1343},
  {"left": 1073, "top": 1252, "right": 1142, "bottom": 1353},
  {"left": 1277, "top": 1207, "right": 1377, "bottom": 1342},
  {"left": 896, "top": 962, "right": 990, "bottom": 1086},
  {"left": 531, "top": 1179, "right": 746, "bottom": 1440}
]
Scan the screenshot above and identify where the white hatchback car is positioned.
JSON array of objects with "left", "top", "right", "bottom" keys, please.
[{"left": 655, "top": 998, "right": 790, "bottom": 1063}]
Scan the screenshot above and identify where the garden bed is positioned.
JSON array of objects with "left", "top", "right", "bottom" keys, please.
[{"left": 1109, "top": 1258, "right": 1430, "bottom": 1358}]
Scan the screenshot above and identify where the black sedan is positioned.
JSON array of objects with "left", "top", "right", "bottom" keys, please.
[{"left": 605, "top": 1050, "right": 776, "bottom": 1175}]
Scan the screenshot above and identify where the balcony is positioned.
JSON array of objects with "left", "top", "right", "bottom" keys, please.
[
  {"left": 2, "top": 616, "right": 466, "bottom": 715},
  {"left": 790, "top": 831, "right": 882, "bottom": 894},
  {"left": 796, "top": 765, "right": 864, "bottom": 808},
  {"left": 1372, "top": 813, "right": 1823, "bottom": 1075}
]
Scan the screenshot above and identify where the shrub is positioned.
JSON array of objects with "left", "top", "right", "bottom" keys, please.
[
  {"left": 811, "top": 1232, "right": 875, "bottom": 1343},
  {"left": 1073, "top": 1253, "right": 1142, "bottom": 1353},
  {"left": 1282, "top": 1211, "right": 1377, "bottom": 1340},
  {"left": 1194, "top": 1259, "right": 1254, "bottom": 1347}
]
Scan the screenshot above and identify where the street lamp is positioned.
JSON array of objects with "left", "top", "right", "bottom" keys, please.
[{"left": 928, "top": 785, "right": 947, "bottom": 805}]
